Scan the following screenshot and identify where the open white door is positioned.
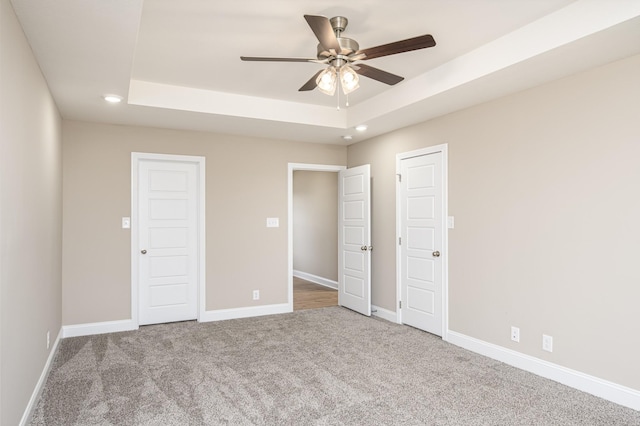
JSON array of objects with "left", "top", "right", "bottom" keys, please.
[{"left": 338, "top": 164, "right": 371, "bottom": 316}]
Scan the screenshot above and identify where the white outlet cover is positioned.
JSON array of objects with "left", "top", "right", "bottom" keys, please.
[
  {"left": 543, "top": 334, "right": 553, "bottom": 352},
  {"left": 266, "top": 218, "right": 279, "bottom": 228},
  {"left": 511, "top": 326, "right": 520, "bottom": 342}
]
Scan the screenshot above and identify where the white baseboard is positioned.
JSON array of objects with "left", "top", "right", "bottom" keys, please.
[
  {"left": 293, "top": 270, "right": 338, "bottom": 290},
  {"left": 19, "top": 328, "right": 63, "bottom": 426},
  {"left": 59, "top": 303, "right": 294, "bottom": 336},
  {"left": 446, "top": 330, "right": 640, "bottom": 411},
  {"left": 62, "top": 319, "right": 138, "bottom": 338},
  {"left": 200, "top": 303, "right": 291, "bottom": 322},
  {"left": 372, "top": 305, "right": 399, "bottom": 323}
]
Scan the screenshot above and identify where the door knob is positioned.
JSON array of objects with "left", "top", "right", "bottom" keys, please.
[
  {"left": 141, "top": 249, "right": 147, "bottom": 255},
  {"left": 361, "top": 246, "right": 368, "bottom": 251},
  {"left": 432, "top": 250, "right": 440, "bottom": 257},
  {"left": 368, "top": 246, "right": 373, "bottom": 251}
]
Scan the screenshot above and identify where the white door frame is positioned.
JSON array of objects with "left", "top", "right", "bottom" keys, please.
[
  {"left": 131, "top": 152, "right": 206, "bottom": 326},
  {"left": 396, "top": 144, "right": 449, "bottom": 339},
  {"left": 287, "top": 163, "right": 346, "bottom": 311}
]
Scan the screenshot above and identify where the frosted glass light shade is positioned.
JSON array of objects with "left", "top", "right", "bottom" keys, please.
[
  {"left": 316, "top": 67, "right": 337, "bottom": 96},
  {"left": 339, "top": 65, "right": 359, "bottom": 94}
]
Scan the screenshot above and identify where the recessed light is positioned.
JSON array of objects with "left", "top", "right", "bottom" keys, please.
[
  {"left": 355, "top": 124, "right": 368, "bottom": 132},
  {"left": 342, "top": 135, "right": 353, "bottom": 141},
  {"left": 103, "top": 94, "right": 123, "bottom": 103}
]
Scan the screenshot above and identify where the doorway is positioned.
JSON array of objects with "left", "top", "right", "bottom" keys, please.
[
  {"left": 287, "top": 164, "right": 345, "bottom": 311},
  {"left": 292, "top": 169, "right": 339, "bottom": 310},
  {"left": 288, "top": 163, "right": 372, "bottom": 316}
]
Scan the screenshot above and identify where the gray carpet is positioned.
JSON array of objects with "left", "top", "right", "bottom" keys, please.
[{"left": 30, "top": 307, "right": 640, "bottom": 425}]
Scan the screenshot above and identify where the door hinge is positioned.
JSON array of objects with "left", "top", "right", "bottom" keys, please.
[
  {"left": 399, "top": 300, "right": 402, "bottom": 309},
  {"left": 398, "top": 237, "right": 401, "bottom": 245},
  {"left": 397, "top": 173, "right": 402, "bottom": 182}
]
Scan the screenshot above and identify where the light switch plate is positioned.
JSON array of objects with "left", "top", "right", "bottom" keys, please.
[
  {"left": 447, "top": 216, "right": 455, "bottom": 229},
  {"left": 266, "top": 217, "right": 279, "bottom": 228},
  {"left": 122, "top": 217, "right": 130, "bottom": 229}
]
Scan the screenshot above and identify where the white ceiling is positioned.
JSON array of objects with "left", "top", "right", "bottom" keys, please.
[{"left": 10, "top": 0, "right": 640, "bottom": 145}]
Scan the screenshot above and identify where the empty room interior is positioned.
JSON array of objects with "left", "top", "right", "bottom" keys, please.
[{"left": 2, "top": 0, "right": 640, "bottom": 424}]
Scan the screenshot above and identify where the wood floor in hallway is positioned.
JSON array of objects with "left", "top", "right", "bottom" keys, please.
[{"left": 293, "top": 276, "right": 338, "bottom": 311}]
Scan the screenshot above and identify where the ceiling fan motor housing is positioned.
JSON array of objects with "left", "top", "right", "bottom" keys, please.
[{"left": 316, "top": 38, "right": 359, "bottom": 61}]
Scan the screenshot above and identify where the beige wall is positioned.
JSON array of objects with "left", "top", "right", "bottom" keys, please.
[
  {"left": 62, "top": 121, "right": 347, "bottom": 324},
  {"left": 293, "top": 171, "right": 338, "bottom": 282},
  {"left": 348, "top": 54, "right": 640, "bottom": 391},
  {"left": 0, "top": 0, "right": 63, "bottom": 424}
]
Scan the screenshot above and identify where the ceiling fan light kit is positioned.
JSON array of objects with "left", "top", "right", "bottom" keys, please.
[{"left": 241, "top": 14, "right": 436, "bottom": 99}]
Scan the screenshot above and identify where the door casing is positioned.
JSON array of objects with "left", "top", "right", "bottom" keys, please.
[
  {"left": 131, "top": 152, "right": 206, "bottom": 326},
  {"left": 396, "top": 144, "right": 449, "bottom": 339}
]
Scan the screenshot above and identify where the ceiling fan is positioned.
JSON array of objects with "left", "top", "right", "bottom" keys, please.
[{"left": 240, "top": 15, "right": 436, "bottom": 96}]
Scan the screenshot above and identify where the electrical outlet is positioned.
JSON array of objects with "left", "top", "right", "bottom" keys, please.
[
  {"left": 253, "top": 290, "right": 259, "bottom": 300},
  {"left": 46, "top": 331, "right": 50, "bottom": 350},
  {"left": 511, "top": 326, "right": 520, "bottom": 342},
  {"left": 543, "top": 334, "right": 553, "bottom": 352}
]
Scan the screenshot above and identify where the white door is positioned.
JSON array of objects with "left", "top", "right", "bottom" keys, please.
[
  {"left": 338, "top": 164, "right": 371, "bottom": 316},
  {"left": 138, "top": 159, "right": 199, "bottom": 325},
  {"left": 399, "top": 152, "right": 444, "bottom": 335}
]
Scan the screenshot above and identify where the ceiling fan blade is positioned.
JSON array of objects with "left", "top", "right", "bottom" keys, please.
[
  {"left": 356, "top": 34, "right": 436, "bottom": 60},
  {"left": 241, "top": 56, "right": 319, "bottom": 63},
  {"left": 354, "top": 64, "right": 404, "bottom": 85},
  {"left": 304, "top": 15, "right": 342, "bottom": 54},
  {"left": 299, "top": 70, "right": 324, "bottom": 91}
]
